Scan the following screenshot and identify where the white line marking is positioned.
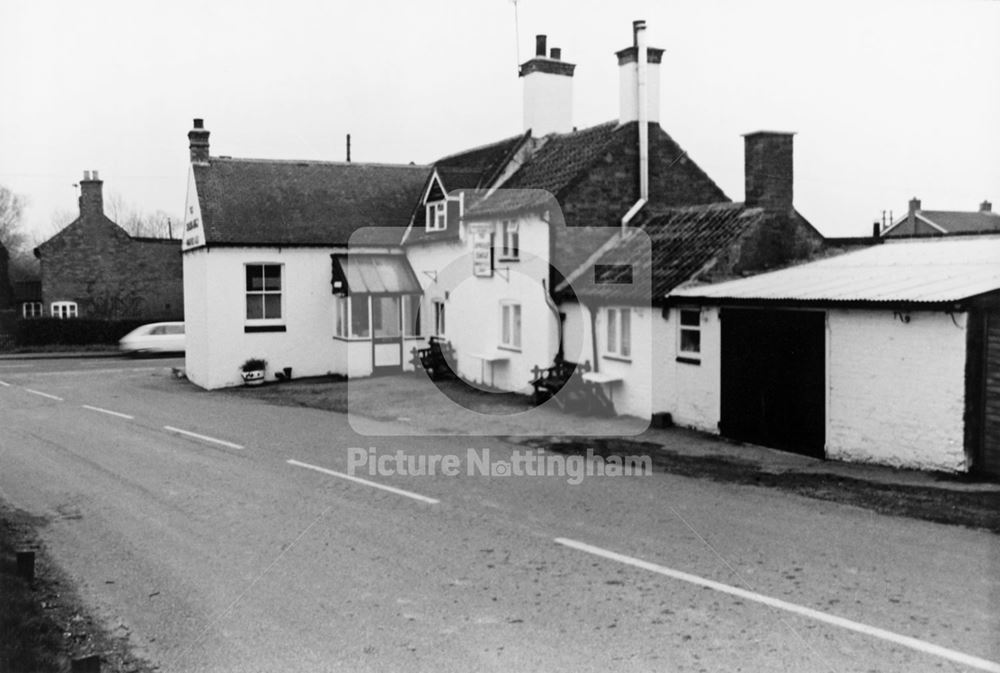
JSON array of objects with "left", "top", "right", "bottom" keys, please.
[
  {"left": 0, "top": 380, "right": 10, "bottom": 387},
  {"left": 554, "top": 538, "right": 1000, "bottom": 673},
  {"left": 163, "top": 426, "right": 244, "bottom": 450},
  {"left": 25, "top": 388, "right": 63, "bottom": 401},
  {"left": 287, "top": 459, "right": 440, "bottom": 505},
  {"left": 82, "top": 404, "right": 134, "bottom": 420},
  {"left": 0, "top": 363, "right": 31, "bottom": 369}
]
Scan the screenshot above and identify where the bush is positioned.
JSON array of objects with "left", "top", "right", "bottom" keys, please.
[{"left": 13, "top": 318, "right": 154, "bottom": 346}]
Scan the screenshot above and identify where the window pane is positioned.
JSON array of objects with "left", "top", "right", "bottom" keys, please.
[
  {"left": 513, "top": 305, "right": 521, "bottom": 349},
  {"left": 680, "top": 328, "right": 700, "bottom": 353},
  {"left": 680, "top": 309, "right": 700, "bottom": 326},
  {"left": 404, "top": 296, "right": 420, "bottom": 337},
  {"left": 501, "top": 305, "right": 510, "bottom": 344},
  {"left": 435, "top": 302, "right": 445, "bottom": 335},
  {"left": 263, "top": 265, "right": 281, "bottom": 290},
  {"left": 607, "top": 309, "right": 617, "bottom": 353},
  {"left": 351, "top": 296, "right": 370, "bottom": 337},
  {"left": 374, "top": 297, "right": 400, "bottom": 338},
  {"left": 247, "top": 295, "right": 263, "bottom": 320},
  {"left": 264, "top": 294, "right": 281, "bottom": 319},
  {"left": 621, "top": 309, "right": 631, "bottom": 357},
  {"left": 246, "top": 265, "right": 263, "bottom": 291}
]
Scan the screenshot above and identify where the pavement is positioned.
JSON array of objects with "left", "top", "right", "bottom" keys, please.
[{"left": 1, "top": 356, "right": 998, "bottom": 672}]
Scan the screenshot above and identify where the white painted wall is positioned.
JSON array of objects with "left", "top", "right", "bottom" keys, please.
[
  {"left": 826, "top": 309, "right": 969, "bottom": 472},
  {"left": 523, "top": 70, "right": 573, "bottom": 135},
  {"left": 659, "top": 306, "right": 721, "bottom": 432},
  {"left": 183, "top": 247, "right": 351, "bottom": 389}
]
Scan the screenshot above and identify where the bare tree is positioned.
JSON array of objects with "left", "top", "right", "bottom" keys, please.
[
  {"left": 0, "top": 185, "right": 28, "bottom": 253},
  {"left": 106, "top": 192, "right": 177, "bottom": 239}
]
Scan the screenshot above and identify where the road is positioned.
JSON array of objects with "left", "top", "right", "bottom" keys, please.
[{"left": 0, "top": 356, "right": 997, "bottom": 672}]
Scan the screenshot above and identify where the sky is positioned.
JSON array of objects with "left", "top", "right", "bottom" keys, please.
[{"left": 1, "top": 0, "right": 998, "bottom": 242}]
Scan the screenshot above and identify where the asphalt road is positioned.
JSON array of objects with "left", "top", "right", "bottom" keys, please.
[{"left": 0, "top": 356, "right": 997, "bottom": 672}]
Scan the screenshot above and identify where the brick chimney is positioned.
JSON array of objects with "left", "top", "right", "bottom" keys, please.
[
  {"left": 188, "top": 118, "right": 210, "bottom": 164},
  {"left": 907, "top": 197, "right": 921, "bottom": 232},
  {"left": 78, "top": 170, "right": 103, "bottom": 217},
  {"left": 519, "top": 35, "right": 575, "bottom": 135},
  {"left": 616, "top": 23, "right": 663, "bottom": 125},
  {"left": 980, "top": 200, "right": 992, "bottom": 213},
  {"left": 743, "top": 132, "right": 794, "bottom": 214}
]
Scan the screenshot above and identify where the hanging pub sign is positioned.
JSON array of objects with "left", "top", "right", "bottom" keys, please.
[{"left": 470, "top": 223, "right": 493, "bottom": 278}]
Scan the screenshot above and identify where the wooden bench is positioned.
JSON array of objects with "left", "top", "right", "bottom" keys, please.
[
  {"left": 530, "top": 357, "right": 614, "bottom": 415},
  {"left": 411, "top": 336, "right": 456, "bottom": 380},
  {"left": 530, "top": 358, "right": 588, "bottom": 406}
]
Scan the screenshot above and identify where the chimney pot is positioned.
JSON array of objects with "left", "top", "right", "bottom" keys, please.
[
  {"left": 980, "top": 200, "right": 992, "bottom": 213},
  {"left": 92, "top": 170, "right": 99, "bottom": 180},
  {"left": 535, "top": 35, "right": 547, "bottom": 57},
  {"left": 632, "top": 19, "right": 646, "bottom": 46},
  {"left": 193, "top": 118, "right": 204, "bottom": 129},
  {"left": 83, "top": 170, "right": 90, "bottom": 180},
  {"left": 550, "top": 47, "right": 561, "bottom": 60}
]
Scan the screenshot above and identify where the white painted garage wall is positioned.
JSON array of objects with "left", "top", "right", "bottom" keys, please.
[{"left": 826, "top": 309, "right": 969, "bottom": 471}]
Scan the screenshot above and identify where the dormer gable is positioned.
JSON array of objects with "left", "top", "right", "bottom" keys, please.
[{"left": 422, "top": 169, "right": 463, "bottom": 233}]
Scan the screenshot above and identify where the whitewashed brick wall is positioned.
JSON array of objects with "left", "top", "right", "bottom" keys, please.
[{"left": 827, "top": 309, "right": 969, "bottom": 471}]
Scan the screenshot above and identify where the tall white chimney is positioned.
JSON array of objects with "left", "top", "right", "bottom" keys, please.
[
  {"left": 520, "top": 34, "right": 576, "bottom": 135},
  {"left": 616, "top": 24, "right": 663, "bottom": 125}
]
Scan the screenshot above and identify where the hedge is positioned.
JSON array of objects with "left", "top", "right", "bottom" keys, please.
[{"left": 12, "top": 318, "right": 156, "bottom": 346}]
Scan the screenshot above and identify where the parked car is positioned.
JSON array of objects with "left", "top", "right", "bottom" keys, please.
[{"left": 119, "top": 322, "right": 185, "bottom": 354}]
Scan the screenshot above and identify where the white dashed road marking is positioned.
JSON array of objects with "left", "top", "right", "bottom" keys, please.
[
  {"left": 287, "top": 459, "right": 440, "bottom": 505},
  {"left": 25, "top": 388, "right": 63, "bottom": 401},
  {"left": 0, "top": 380, "right": 10, "bottom": 387},
  {"left": 163, "top": 426, "right": 245, "bottom": 450},
  {"left": 82, "top": 405, "right": 135, "bottom": 420},
  {"left": 554, "top": 537, "right": 1000, "bottom": 673}
]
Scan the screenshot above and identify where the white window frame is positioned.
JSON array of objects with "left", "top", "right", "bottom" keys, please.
[
  {"left": 402, "top": 295, "right": 421, "bottom": 338},
  {"left": 51, "top": 301, "right": 78, "bottom": 319},
  {"left": 22, "top": 302, "right": 43, "bottom": 318},
  {"left": 426, "top": 200, "right": 447, "bottom": 231},
  {"left": 499, "top": 301, "right": 522, "bottom": 350},
  {"left": 334, "top": 294, "right": 372, "bottom": 339},
  {"left": 678, "top": 307, "right": 702, "bottom": 358},
  {"left": 433, "top": 299, "right": 446, "bottom": 336},
  {"left": 498, "top": 219, "right": 519, "bottom": 260},
  {"left": 245, "top": 263, "right": 283, "bottom": 326},
  {"left": 605, "top": 307, "right": 631, "bottom": 359}
]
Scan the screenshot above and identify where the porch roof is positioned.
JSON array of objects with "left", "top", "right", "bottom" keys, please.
[{"left": 331, "top": 253, "right": 421, "bottom": 295}]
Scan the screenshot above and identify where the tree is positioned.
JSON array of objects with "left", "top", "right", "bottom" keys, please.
[
  {"left": 106, "top": 192, "right": 177, "bottom": 239},
  {"left": 0, "top": 185, "right": 27, "bottom": 254}
]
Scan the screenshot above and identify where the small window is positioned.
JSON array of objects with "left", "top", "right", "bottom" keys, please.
[
  {"left": 335, "top": 295, "right": 371, "bottom": 338},
  {"left": 246, "top": 264, "right": 282, "bottom": 322},
  {"left": 679, "top": 308, "right": 701, "bottom": 356},
  {"left": 500, "top": 301, "right": 521, "bottom": 350},
  {"left": 403, "top": 295, "right": 421, "bottom": 337},
  {"left": 22, "top": 302, "right": 43, "bottom": 318},
  {"left": 499, "top": 219, "right": 519, "bottom": 260},
  {"left": 51, "top": 301, "right": 78, "bottom": 319},
  {"left": 605, "top": 307, "right": 631, "bottom": 358},
  {"left": 426, "top": 201, "right": 447, "bottom": 231},
  {"left": 433, "top": 299, "right": 446, "bottom": 336},
  {"left": 350, "top": 295, "right": 370, "bottom": 338}
]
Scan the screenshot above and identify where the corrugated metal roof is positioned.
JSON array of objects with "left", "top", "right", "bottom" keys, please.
[{"left": 670, "top": 236, "right": 1000, "bottom": 304}]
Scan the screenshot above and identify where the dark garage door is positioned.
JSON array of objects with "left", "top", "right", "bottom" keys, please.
[{"left": 720, "top": 308, "right": 826, "bottom": 458}]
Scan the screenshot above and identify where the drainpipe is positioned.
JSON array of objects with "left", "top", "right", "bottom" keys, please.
[
  {"left": 622, "top": 19, "right": 649, "bottom": 234},
  {"left": 586, "top": 300, "right": 599, "bottom": 374}
]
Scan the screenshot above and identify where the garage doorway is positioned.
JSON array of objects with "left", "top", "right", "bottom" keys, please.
[{"left": 720, "top": 308, "right": 826, "bottom": 458}]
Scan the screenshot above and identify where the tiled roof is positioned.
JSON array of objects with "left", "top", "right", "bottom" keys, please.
[
  {"left": 670, "top": 235, "right": 1000, "bottom": 305},
  {"left": 193, "top": 158, "right": 430, "bottom": 246},
  {"left": 561, "top": 203, "right": 769, "bottom": 302},
  {"left": 468, "top": 121, "right": 621, "bottom": 217},
  {"left": 919, "top": 210, "right": 1000, "bottom": 234}
]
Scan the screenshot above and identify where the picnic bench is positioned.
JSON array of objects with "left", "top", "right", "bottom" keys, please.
[
  {"left": 529, "top": 357, "right": 615, "bottom": 416},
  {"left": 411, "top": 336, "right": 456, "bottom": 380}
]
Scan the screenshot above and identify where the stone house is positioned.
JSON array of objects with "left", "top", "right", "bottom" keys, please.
[{"left": 34, "top": 171, "right": 184, "bottom": 320}]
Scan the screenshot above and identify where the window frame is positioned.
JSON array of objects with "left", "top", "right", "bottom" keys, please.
[
  {"left": 678, "top": 307, "right": 702, "bottom": 360},
  {"left": 22, "top": 302, "right": 43, "bottom": 318},
  {"left": 499, "top": 300, "right": 522, "bottom": 351},
  {"left": 402, "top": 295, "right": 421, "bottom": 338},
  {"left": 498, "top": 219, "right": 520, "bottom": 261},
  {"left": 51, "top": 301, "right": 78, "bottom": 319},
  {"left": 604, "top": 307, "right": 632, "bottom": 360},
  {"left": 426, "top": 200, "right": 447, "bottom": 231},
  {"left": 334, "top": 294, "right": 372, "bottom": 340},
  {"left": 245, "top": 263, "right": 284, "bottom": 327},
  {"left": 432, "top": 299, "right": 446, "bottom": 336}
]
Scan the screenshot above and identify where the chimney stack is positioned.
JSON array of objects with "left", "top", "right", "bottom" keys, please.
[
  {"left": 743, "top": 131, "right": 795, "bottom": 215},
  {"left": 519, "top": 34, "right": 575, "bottom": 135},
  {"left": 78, "top": 170, "right": 103, "bottom": 218},
  {"left": 981, "top": 200, "right": 992, "bottom": 213},
  {"left": 188, "top": 118, "right": 210, "bottom": 165},
  {"left": 906, "top": 197, "right": 921, "bottom": 233},
  {"left": 616, "top": 22, "right": 664, "bottom": 125}
]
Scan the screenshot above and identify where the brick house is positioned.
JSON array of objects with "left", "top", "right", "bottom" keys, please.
[
  {"left": 34, "top": 172, "right": 184, "bottom": 320},
  {"left": 668, "top": 236, "right": 1000, "bottom": 476}
]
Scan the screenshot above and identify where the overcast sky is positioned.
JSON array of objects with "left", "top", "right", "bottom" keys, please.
[{"left": 2, "top": 0, "right": 998, "bottom": 241}]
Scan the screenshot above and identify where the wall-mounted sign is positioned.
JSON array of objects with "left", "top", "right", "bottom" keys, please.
[{"left": 470, "top": 224, "right": 493, "bottom": 278}]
